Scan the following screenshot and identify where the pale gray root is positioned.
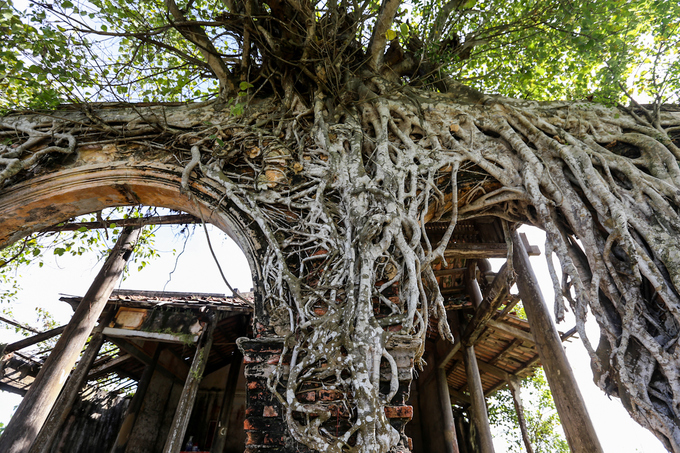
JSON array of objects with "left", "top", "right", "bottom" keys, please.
[{"left": 2, "top": 89, "right": 680, "bottom": 452}]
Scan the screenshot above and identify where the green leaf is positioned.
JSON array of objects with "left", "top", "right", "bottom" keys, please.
[
  {"left": 400, "top": 23, "right": 409, "bottom": 36},
  {"left": 77, "top": 226, "right": 89, "bottom": 232},
  {"left": 231, "top": 103, "right": 244, "bottom": 116},
  {"left": 239, "top": 81, "right": 253, "bottom": 90}
]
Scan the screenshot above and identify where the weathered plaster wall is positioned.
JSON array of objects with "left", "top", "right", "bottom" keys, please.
[{"left": 125, "top": 369, "right": 182, "bottom": 453}]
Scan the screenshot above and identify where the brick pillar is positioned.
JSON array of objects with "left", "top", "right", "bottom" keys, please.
[{"left": 237, "top": 335, "right": 421, "bottom": 453}]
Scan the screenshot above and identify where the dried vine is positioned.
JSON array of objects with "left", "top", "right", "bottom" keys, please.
[{"left": 2, "top": 82, "right": 680, "bottom": 451}]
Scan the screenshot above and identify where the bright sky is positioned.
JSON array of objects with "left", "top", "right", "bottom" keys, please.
[{"left": 0, "top": 223, "right": 668, "bottom": 452}]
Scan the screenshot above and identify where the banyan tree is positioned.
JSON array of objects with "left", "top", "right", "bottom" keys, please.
[{"left": 1, "top": 0, "right": 680, "bottom": 451}]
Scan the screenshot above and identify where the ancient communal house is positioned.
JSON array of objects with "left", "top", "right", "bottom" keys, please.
[{"left": 0, "top": 217, "right": 593, "bottom": 453}]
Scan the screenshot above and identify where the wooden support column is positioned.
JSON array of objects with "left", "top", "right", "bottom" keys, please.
[
  {"left": 462, "top": 260, "right": 494, "bottom": 452},
  {"left": 29, "top": 310, "right": 115, "bottom": 453},
  {"left": 437, "top": 366, "right": 460, "bottom": 453},
  {"left": 210, "top": 351, "right": 243, "bottom": 453},
  {"left": 0, "top": 226, "right": 141, "bottom": 453},
  {"left": 455, "top": 415, "right": 471, "bottom": 453},
  {"left": 508, "top": 377, "right": 534, "bottom": 453},
  {"left": 110, "top": 344, "right": 162, "bottom": 453},
  {"left": 163, "top": 313, "right": 218, "bottom": 453},
  {"left": 512, "top": 232, "right": 603, "bottom": 453},
  {"left": 462, "top": 344, "right": 495, "bottom": 453}
]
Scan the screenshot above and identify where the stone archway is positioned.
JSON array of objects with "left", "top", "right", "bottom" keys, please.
[
  {"left": 0, "top": 160, "right": 264, "bottom": 283},
  {"left": 0, "top": 154, "right": 272, "bottom": 453}
]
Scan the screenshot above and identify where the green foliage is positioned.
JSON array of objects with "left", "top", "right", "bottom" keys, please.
[
  {"left": 1, "top": 0, "right": 678, "bottom": 111},
  {"left": 488, "top": 369, "right": 569, "bottom": 453},
  {"left": 410, "top": 0, "right": 680, "bottom": 104},
  {"left": 0, "top": 0, "right": 96, "bottom": 111},
  {"left": 0, "top": 206, "right": 161, "bottom": 317}
]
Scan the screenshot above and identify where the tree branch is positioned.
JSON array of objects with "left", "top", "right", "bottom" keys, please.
[
  {"left": 164, "top": 0, "right": 236, "bottom": 97},
  {"left": 366, "top": 0, "right": 401, "bottom": 71}
]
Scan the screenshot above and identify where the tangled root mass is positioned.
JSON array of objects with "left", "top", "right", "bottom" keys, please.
[{"left": 2, "top": 85, "right": 680, "bottom": 451}]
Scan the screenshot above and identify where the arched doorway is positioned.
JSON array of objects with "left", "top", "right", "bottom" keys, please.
[{"left": 0, "top": 160, "right": 264, "bottom": 453}]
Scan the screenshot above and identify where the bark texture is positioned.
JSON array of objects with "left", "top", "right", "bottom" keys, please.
[{"left": 2, "top": 87, "right": 680, "bottom": 451}]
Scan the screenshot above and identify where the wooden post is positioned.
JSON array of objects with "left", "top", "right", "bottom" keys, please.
[
  {"left": 29, "top": 310, "right": 115, "bottom": 453},
  {"left": 0, "top": 227, "right": 141, "bottom": 453},
  {"left": 462, "top": 344, "right": 495, "bottom": 453},
  {"left": 512, "top": 231, "right": 603, "bottom": 453},
  {"left": 455, "top": 414, "right": 471, "bottom": 453},
  {"left": 507, "top": 377, "right": 534, "bottom": 453},
  {"left": 109, "top": 344, "right": 161, "bottom": 453},
  {"left": 437, "top": 366, "right": 460, "bottom": 453},
  {"left": 463, "top": 259, "right": 495, "bottom": 452},
  {"left": 163, "top": 313, "right": 217, "bottom": 453},
  {"left": 210, "top": 352, "right": 242, "bottom": 453}
]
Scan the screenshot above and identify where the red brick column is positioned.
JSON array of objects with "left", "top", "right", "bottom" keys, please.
[{"left": 238, "top": 336, "right": 420, "bottom": 453}]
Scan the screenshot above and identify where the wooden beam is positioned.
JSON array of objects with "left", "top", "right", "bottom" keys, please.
[
  {"left": 443, "top": 236, "right": 540, "bottom": 259},
  {"left": 163, "top": 313, "right": 217, "bottom": 453},
  {"left": 0, "top": 316, "right": 40, "bottom": 334},
  {"left": 488, "top": 338, "right": 522, "bottom": 366},
  {"left": 112, "top": 288, "right": 227, "bottom": 299},
  {"left": 462, "top": 264, "right": 510, "bottom": 347},
  {"left": 448, "top": 387, "right": 471, "bottom": 405},
  {"left": 462, "top": 344, "right": 495, "bottom": 453},
  {"left": 498, "top": 295, "right": 521, "bottom": 318},
  {"left": 110, "top": 338, "right": 189, "bottom": 383},
  {"left": 513, "top": 231, "right": 603, "bottom": 453},
  {"left": 29, "top": 311, "right": 115, "bottom": 453},
  {"left": 476, "top": 359, "right": 511, "bottom": 382},
  {"left": 433, "top": 267, "right": 467, "bottom": 277},
  {"left": 210, "top": 353, "right": 242, "bottom": 453},
  {"left": 41, "top": 214, "right": 200, "bottom": 232},
  {"left": 466, "top": 261, "right": 484, "bottom": 308},
  {"left": 518, "top": 232, "right": 541, "bottom": 256},
  {"left": 0, "top": 382, "right": 27, "bottom": 396},
  {"left": 4, "top": 326, "right": 66, "bottom": 353},
  {"left": 439, "top": 342, "right": 462, "bottom": 372},
  {"left": 445, "top": 243, "right": 509, "bottom": 259},
  {"left": 102, "top": 327, "right": 199, "bottom": 344},
  {"left": 86, "top": 354, "right": 133, "bottom": 380},
  {"left": 0, "top": 227, "right": 141, "bottom": 453},
  {"left": 487, "top": 320, "right": 534, "bottom": 344}
]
